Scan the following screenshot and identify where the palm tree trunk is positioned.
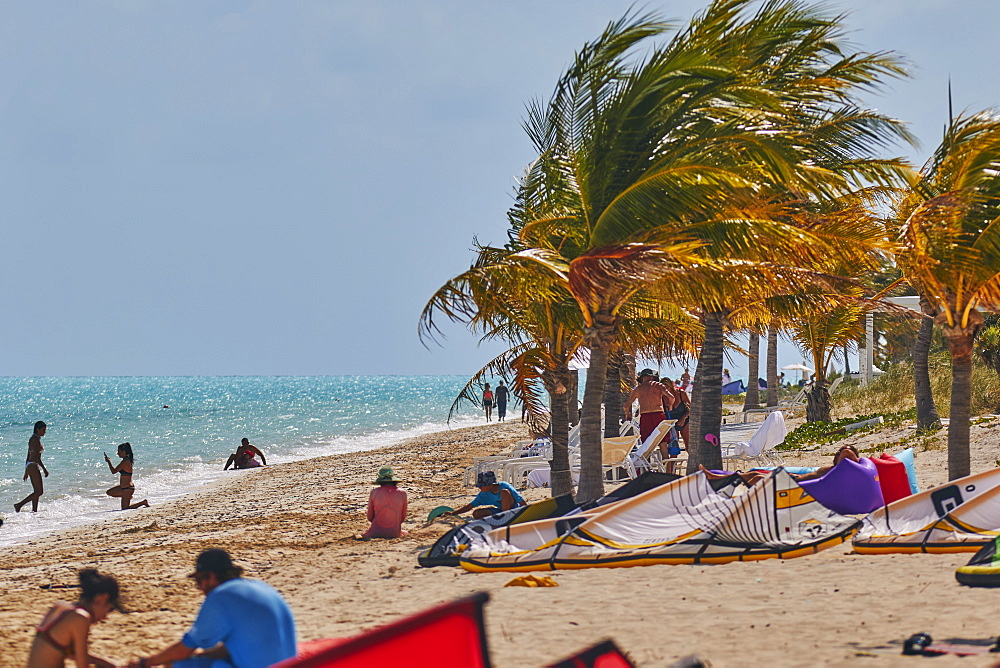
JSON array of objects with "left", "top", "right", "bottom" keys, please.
[
  {"left": 578, "top": 312, "right": 617, "bottom": 503},
  {"left": 743, "top": 331, "right": 760, "bottom": 410},
  {"left": 691, "top": 311, "right": 725, "bottom": 471},
  {"left": 603, "top": 351, "right": 625, "bottom": 437},
  {"left": 766, "top": 326, "right": 779, "bottom": 407},
  {"left": 914, "top": 295, "right": 941, "bottom": 431},
  {"left": 843, "top": 345, "right": 851, "bottom": 375},
  {"left": 545, "top": 366, "right": 574, "bottom": 497},
  {"left": 805, "top": 375, "right": 831, "bottom": 422},
  {"left": 945, "top": 330, "right": 975, "bottom": 480},
  {"left": 567, "top": 370, "right": 580, "bottom": 426}
]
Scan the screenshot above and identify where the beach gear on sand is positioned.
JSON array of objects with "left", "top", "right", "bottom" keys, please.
[
  {"left": 374, "top": 467, "right": 402, "bottom": 484},
  {"left": 900, "top": 632, "right": 999, "bottom": 656},
  {"left": 548, "top": 640, "right": 635, "bottom": 668},
  {"left": 869, "top": 453, "right": 911, "bottom": 504},
  {"left": 798, "top": 457, "right": 883, "bottom": 515},
  {"left": 957, "top": 536, "right": 1000, "bottom": 586},
  {"left": 426, "top": 506, "right": 453, "bottom": 523},
  {"left": 504, "top": 574, "right": 557, "bottom": 587},
  {"left": 418, "top": 472, "right": 680, "bottom": 568},
  {"left": 273, "top": 592, "right": 492, "bottom": 668},
  {"left": 854, "top": 468, "right": 1000, "bottom": 554},
  {"left": 460, "top": 468, "right": 859, "bottom": 572}
]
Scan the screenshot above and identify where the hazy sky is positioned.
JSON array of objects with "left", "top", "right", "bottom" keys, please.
[{"left": 1, "top": 1, "right": 998, "bottom": 377}]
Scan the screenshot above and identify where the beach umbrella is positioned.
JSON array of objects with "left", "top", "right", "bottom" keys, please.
[{"left": 781, "top": 363, "right": 814, "bottom": 373}]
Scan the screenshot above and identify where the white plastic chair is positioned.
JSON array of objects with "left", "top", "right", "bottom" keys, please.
[{"left": 721, "top": 410, "right": 787, "bottom": 470}]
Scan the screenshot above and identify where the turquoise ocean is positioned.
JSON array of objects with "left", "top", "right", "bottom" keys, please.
[{"left": 0, "top": 376, "right": 481, "bottom": 547}]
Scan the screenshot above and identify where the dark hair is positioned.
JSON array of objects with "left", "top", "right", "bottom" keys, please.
[
  {"left": 34, "top": 421, "right": 46, "bottom": 434},
  {"left": 78, "top": 569, "right": 121, "bottom": 608},
  {"left": 118, "top": 442, "right": 134, "bottom": 464}
]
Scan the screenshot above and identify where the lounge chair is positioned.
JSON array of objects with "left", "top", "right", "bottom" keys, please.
[
  {"left": 721, "top": 410, "right": 787, "bottom": 470},
  {"left": 624, "top": 419, "right": 677, "bottom": 478}
]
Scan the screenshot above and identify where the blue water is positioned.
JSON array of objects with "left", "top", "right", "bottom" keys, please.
[{"left": 0, "top": 376, "right": 481, "bottom": 546}]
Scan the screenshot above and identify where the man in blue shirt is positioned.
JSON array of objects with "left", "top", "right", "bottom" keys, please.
[
  {"left": 444, "top": 471, "right": 526, "bottom": 519},
  {"left": 127, "top": 549, "right": 296, "bottom": 668}
]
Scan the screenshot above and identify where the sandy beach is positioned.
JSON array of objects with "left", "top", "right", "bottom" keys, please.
[{"left": 4, "top": 416, "right": 1000, "bottom": 667}]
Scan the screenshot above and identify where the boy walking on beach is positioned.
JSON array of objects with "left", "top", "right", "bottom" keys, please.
[{"left": 127, "top": 549, "right": 296, "bottom": 668}]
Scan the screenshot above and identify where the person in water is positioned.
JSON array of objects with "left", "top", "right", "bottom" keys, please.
[
  {"left": 482, "top": 383, "right": 494, "bottom": 422},
  {"left": 15, "top": 420, "right": 49, "bottom": 513},
  {"left": 224, "top": 438, "right": 267, "bottom": 470},
  {"left": 26, "top": 568, "right": 121, "bottom": 668},
  {"left": 104, "top": 442, "right": 150, "bottom": 510},
  {"left": 359, "top": 467, "right": 408, "bottom": 540},
  {"left": 443, "top": 470, "right": 525, "bottom": 519}
]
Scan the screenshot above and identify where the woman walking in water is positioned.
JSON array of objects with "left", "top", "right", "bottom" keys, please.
[
  {"left": 15, "top": 420, "right": 49, "bottom": 513},
  {"left": 26, "top": 568, "right": 121, "bottom": 667},
  {"left": 482, "top": 383, "right": 494, "bottom": 422},
  {"left": 104, "top": 442, "right": 150, "bottom": 510}
]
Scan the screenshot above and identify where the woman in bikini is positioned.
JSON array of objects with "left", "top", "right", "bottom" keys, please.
[
  {"left": 27, "top": 568, "right": 120, "bottom": 668},
  {"left": 482, "top": 383, "right": 494, "bottom": 422},
  {"left": 104, "top": 442, "right": 150, "bottom": 510},
  {"left": 15, "top": 420, "right": 49, "bottom": 513}
]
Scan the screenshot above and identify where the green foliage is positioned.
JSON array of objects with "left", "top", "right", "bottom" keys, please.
[
  {"left": 833, "top": 354, "right": 1000, "bottom": 418},
  {"left": 776, "top": 409, "right": 916, "bottom": 450}
]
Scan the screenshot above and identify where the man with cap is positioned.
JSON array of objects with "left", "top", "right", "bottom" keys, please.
[
  {"left": 360, "top": 467, "right": 408, "bottom": 540},
  {"left": 624, "top": 369, "right": 677, "bottom": 443},
  {"left": 444, "top": 471, "right": 526, "bottom": 519},
  {"left": 127, "top": 549, "right": 296, "bottom": 668}
]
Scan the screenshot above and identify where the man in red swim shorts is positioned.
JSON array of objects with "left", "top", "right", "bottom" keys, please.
[{"left": 624, "top": 369, "right": 676, "bottom": 443}]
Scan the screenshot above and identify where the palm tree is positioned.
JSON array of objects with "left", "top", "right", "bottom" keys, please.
[
  {"left": 743, "top": 331, "right": 761, "bottom": 410},
  {"left": 510, "top": 0, "right": 912, "bottom": 496},
  {"left": 766, "top": 326, "right": 779, "bottom": 406},
  {"left": 897, "top": 112, "right": 1000, "bottom": 479}
]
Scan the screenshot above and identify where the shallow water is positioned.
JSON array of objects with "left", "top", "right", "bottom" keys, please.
[{"left": 0, "top": 376, "right": 483, "bottom": 546}]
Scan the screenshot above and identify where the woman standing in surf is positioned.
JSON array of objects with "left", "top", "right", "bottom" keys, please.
[
  {"left": 104, "top": 442, "right": 150, "bottom": 510},
  {"left": 15, "top": 420, "right": 49, "bottom": 513}
]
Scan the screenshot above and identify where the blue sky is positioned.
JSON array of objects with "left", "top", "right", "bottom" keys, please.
[{"left": 0, "top": 1, "right": 997, "bottom": 377}]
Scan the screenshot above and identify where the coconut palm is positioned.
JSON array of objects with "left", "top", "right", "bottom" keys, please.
[
  {"left": 897, "top": 112, "right": 1000, "bottom": 479},
  {"left": 510, "top": 0, "right": 913, "bottom": 497}
]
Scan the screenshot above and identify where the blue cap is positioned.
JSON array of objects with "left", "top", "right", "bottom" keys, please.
[{"left": 476, "top": 470, "right": 497, "bottom": 487}]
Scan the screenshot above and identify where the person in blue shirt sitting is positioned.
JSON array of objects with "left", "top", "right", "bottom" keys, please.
[
  {"left": 126, "top": 549, "right": 296, "bottom": 668},
  {"left": 444, "top": 471, "right": 526, "bottom": 519}
]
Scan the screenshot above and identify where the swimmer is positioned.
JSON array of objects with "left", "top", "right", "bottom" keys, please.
[
  {"left": 104, "top": 443, "right": 150, "bottom": 510},
  {"left": 15, "top": 421, "right": 49, "bottom": 513}
]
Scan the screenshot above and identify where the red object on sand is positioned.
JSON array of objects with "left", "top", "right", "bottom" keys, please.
[
  {"left": 869, "top": 454, "right": 912, "bottom": 505},
  {"left": 546, "top": 640, "right": 635, "bottom": 668},
  {"left": 272, "top": 592, "right": 491, "bottom": 668}
]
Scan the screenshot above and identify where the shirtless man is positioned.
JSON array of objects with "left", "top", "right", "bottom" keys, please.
[{"left": 624, "top": 370, "right": 676, "bottom": 451}]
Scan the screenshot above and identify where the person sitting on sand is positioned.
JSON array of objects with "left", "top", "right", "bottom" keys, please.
[
  {"left": 358, "top": 467, "right": 408, "bottom": 540},
  {"left": 15, "top": 420, "right": 49, "bottom": 513},
  {"left": 127, "top": 548, "right": 296, "bottom": 668},
  {"left": 443, "top": 470, "right": 525, "bottom": 519},
  {"left": 224, "top": 438, "right": 267, "bottom": 470},
  {"left": 104, "top": 442, "right": 150, "bottom": 510},
  {"left": 27, "top": 568, "right": 122, "bottom": 668},
  {"left": 699, "top": 444, "right": 862, "bottom": 486}
]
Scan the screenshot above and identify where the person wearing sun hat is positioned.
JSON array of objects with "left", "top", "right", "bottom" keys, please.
[
  {"left": 359, "top": 467, "right": 408, "bottom": 540},
  {"left": 126, "top": 548, "right": 296, "bottom": 668}
]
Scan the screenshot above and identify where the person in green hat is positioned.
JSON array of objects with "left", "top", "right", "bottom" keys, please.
[{"left": 359, "top": 467, "right": 408, "bottom": 540}]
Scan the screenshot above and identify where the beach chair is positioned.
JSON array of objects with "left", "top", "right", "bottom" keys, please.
[
  {"left": 721, "top": 410, "right": 787, "bottom": 470},
  {"left": 602, "top": 435, "right": 638, "bottom": 483},
  {"left": 624, "top": 420, "right": 676, "bottom": 478}
]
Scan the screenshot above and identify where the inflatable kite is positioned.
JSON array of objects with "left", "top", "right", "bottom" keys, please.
[
  {"left": 798, "top": 457, "right": 884, "bottom": 515},
  {"left": 854, "top": 468, "right": 1000, "bottom": 554},
  {"left": 956, "top": 536, "right": 1000, "bottom": 587},
  {"left": 418, "top": 472, "right": 680, "bottom": 567},
  {"left": 460, "top": 468, "right": 859, "bottom": 572}
]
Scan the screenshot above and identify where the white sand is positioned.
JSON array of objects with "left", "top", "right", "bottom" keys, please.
[{"left": 3, "top": 417, "right": 1000, "bottom": 667}]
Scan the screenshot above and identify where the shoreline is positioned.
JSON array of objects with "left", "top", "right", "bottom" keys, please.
[{"left": 3, "top": 418, "right": 1000, "bottom": 666}]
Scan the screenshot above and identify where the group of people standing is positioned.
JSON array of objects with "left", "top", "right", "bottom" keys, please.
[{"left": 624, "top": 368, "right": 691, "bottom": 458}]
